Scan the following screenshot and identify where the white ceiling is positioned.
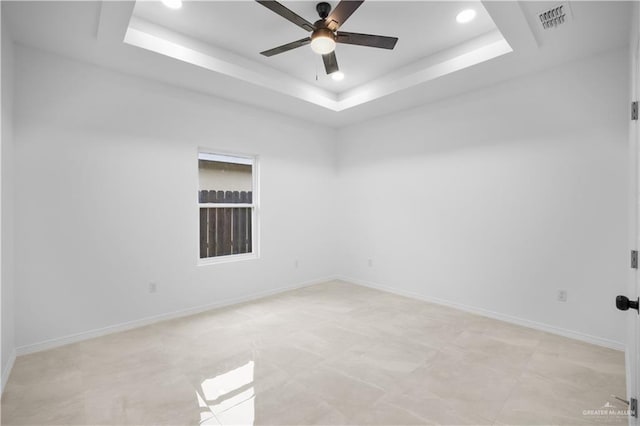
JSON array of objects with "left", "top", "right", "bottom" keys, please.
[
  {"left": 2, "top": 1, "right": 633, "bottom": 127},
  {"left": 132, "top": 1, "right": 498, "bottom": 92}
]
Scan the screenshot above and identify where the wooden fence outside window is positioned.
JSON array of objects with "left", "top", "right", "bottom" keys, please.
[{"left": 199, "top": 190, "right": 253, "bottom": 258}]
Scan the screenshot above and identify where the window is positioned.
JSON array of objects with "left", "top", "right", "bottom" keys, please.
[{"left": 198, "top": 151, "right": 257, "bottom": 263}]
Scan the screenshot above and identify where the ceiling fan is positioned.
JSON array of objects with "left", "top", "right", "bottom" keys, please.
[{"left": 255, "top": 0, "right": 398, "bottom": 76}]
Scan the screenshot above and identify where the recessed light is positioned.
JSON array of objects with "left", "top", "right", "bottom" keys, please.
[
  {"left": 456, "top": 9, "right": 476, "bottom": 24},
  {"left": 331, "top": 71, "right": 345, "bottom": 81},
  {"left": 161, "top": 0, "right": 182, "bottom": 10}
]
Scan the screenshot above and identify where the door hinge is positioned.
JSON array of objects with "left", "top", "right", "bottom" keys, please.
[
  {"left": 633, "top": 102, "right": 638, "bottom": 120},
  {"left": 614, "top": 396, "right": 638, "bottom": 418},
  {"left": 632, "top": 250, "right": 638, "bottom": 269}
]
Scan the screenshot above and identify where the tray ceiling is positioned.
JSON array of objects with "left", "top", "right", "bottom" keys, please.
[
  {"left": 3, "top": 1, "right": 632, "bottom": 126},
  {"left": 131, "top": 1, "right": 499, "bottom": 93},
  {"left": 123, "top": 1, "right": 512, "bottom": 111}
]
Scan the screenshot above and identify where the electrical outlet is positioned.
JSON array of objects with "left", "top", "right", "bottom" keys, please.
[
  {"left": 294, "top": 260, "right": 299, "bottom": 269},
  {"left": 149, "top": 282, "right": 157, "bottom": 293},
  {"left": 368, "top": 259, "right": 373, "bottom": 267},
  {"left": 557, "top": 290, "right": 567, "bottom": 302}
]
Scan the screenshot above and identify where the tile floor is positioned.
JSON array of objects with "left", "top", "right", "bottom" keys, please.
[{"left": 1, "top": 281, "right": 628, "bottom": 425}]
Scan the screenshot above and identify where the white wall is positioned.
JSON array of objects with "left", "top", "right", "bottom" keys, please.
[
  {"left": 12, "top": 45, "right": 337, "bottom": 350},
  {"left": 8, "top": 43, "right": 630, "bottom": 353},
  {"left": 1, "top": 10, "right": 15, "bottom": 389},
  {"left": 337, "top": 48, "right": 629, "bottom": 348}
]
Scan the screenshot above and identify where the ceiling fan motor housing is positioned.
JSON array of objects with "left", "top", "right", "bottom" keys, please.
[
  {"left": 312, "top": 27, "right": 335, "bottom": 41},
  {"left": 316, "top": 2, "right": 331, "bottom": 19}
]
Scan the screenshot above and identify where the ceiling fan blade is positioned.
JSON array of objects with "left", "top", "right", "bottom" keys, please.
[
  {"left": 326, "top": 0, "right": 364, "bottom": 31},
  {"left": 255, "top": 0, "right": 315, "bottom": 32},
  {"left": 260, "top": 37, "right": 311, "bottom": 57},
  {"left": 322, "top": 51, "right": 339, "bottom": 75},
  {"left": 336, "top": 31, "right": 398, "bottom": 49}
]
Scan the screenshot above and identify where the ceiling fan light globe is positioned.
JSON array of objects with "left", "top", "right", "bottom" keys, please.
[
  {"left": 310, "top": 29, "right": 336, "bottom": 55},
  {"left": 310, "top": 36, "right": 336, "bottom": 55}
]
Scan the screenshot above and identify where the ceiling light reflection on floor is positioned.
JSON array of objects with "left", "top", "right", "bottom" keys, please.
[{"left": 195, "top": 361, "right": 256, "bottom": 425}]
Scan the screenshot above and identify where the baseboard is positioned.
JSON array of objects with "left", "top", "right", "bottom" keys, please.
[
  {"left": 1, "top": 348, "right": 16, "bottom": 394},
  {"left": 14, "top": 274, "right": 624, "bottom": 356},
  {"left": 15, "top": 275, "right": 338, "bottom": 356},
  {"left": 338, "top": 275, "right": 626, "bottom": 352}
]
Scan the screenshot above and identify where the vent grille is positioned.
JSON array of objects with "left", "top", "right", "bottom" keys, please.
[{"left": 538, "top": 3, "right": 571, "bottom": 29}]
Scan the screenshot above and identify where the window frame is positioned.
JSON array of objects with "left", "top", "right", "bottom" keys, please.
[{"left": 197, "top": 149, "right": 260, "bottom": 266}]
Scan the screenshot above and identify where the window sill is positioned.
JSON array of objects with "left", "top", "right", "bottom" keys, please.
[{"left": 198, "top": 252, "right": 258, "bottom": 266}]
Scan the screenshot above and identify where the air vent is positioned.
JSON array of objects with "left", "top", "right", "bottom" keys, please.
[{"left": 538, "top": 3, "right": 572, "bottom": 29}]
